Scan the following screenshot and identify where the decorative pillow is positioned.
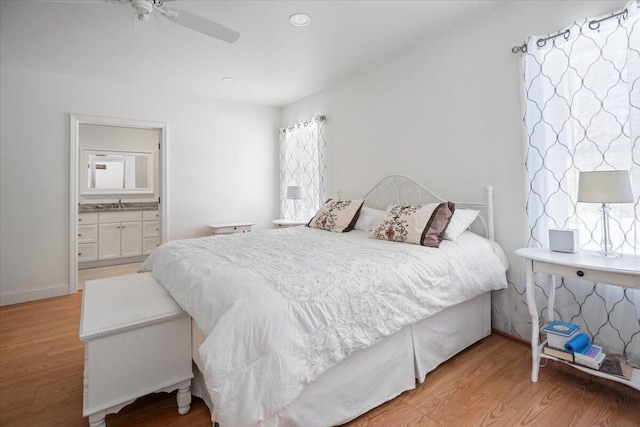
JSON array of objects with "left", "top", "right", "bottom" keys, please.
[
  {"left": 354, "top": 206, "right": 386, "bottom": 231},
  {"left": 443, "top": 209, "right": 480, "bottom": 240},
  {"left": 370, "top": 202, "right": 455, "bottom": 247},
  {"left": 307, "top": 199, "right": 365, "bottom": 233}
]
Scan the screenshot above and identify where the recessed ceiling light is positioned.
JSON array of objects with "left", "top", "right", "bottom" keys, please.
[
  {"left": 222, "top": 77, "right": 237, "bottom": 84},
  {"left": 289, "top": 13, "right": 311, "bottom": 27}
]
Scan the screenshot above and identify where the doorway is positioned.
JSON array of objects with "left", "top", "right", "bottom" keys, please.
[{"left": 69, "top": 114, "right": 168, "bottom": 293}]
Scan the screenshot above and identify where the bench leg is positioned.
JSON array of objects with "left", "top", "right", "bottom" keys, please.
[
  {"left": 88, "top": 411, "right": 106, "bottom": 427},
  {"left": 177, "top": 385, "right": 192, "bottom": 415}
]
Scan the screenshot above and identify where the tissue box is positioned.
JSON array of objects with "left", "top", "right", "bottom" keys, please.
[{"left": 549, "top": 228, "right": 580, "bottom": 253}]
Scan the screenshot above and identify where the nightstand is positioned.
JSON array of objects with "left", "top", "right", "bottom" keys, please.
[
  {"left": 515, "top": 247, "right": 640, "bottom": 391},
  {"left": 208, "top": 222, "right": 254, "bottom": 235},
  {"left": 273, "top": 219, "right": 307, "bottom": 228}
]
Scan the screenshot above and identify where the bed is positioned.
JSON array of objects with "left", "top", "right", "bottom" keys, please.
[{"left": 140, "top": 175, "right": 509, "bottom": 427}]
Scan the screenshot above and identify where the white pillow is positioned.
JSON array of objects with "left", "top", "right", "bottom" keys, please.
[
  {"left": 354, "top": 206, "right": 386, "bottom": 231},
  {"left": 443, "top": 209, "right": 480, "bottom": 240}
]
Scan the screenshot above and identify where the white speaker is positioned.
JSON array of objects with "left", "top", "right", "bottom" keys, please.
[{"left": 549, "top": 228, "right": 580, "bottom": 253}]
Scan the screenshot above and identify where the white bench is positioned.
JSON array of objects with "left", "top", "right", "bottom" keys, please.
[{"left": 80, "top": 272, "right": 193, "bottom": 427}]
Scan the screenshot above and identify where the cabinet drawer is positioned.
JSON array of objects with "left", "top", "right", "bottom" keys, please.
[
  {"left": 143, "top": 237, "right": 159, "bottom": 254},
  {"left": 78, "top": 225, "right": 98, "bottom": 244},
  {"left": 143, "top": 221, "right": 159, "bottom": 238},
  {"left": 78, "top": 243, "right": 98, "bottom": 262},
  {"left": 533, "top": 260, "right": 640, "bottom": 288},
  {"left": 78, "top": 213, "right": 98, "bottom": 225},
  {"left": 143, "top": 210, "right": 159, "bottom": 221},
  {"left": 99, "top": 211, "right": 143, "bottom": 224},
  {"left": 212, "top": 225, "right": 252, "bottom": 235}
]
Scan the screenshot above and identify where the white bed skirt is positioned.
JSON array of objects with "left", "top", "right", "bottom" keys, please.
[{"left": 191, "top": 292, "right": 491, "bottom": 427}]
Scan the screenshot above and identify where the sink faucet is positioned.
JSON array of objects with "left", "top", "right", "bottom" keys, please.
[{"left": 118, "top": 199, "right": 123, "bottom": 209}]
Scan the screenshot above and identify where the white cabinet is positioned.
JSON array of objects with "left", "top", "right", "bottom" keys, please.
[
  {"left": 98, "top": 211, "right": 143, "bottom": 260},
  {"left": 78, "top": 214, "right": 98, "bottom": 262},
  {"left": 143, "top": 210, "right": 159, "bottom": 221},
  {"left": 99, "top": 222, "right": 143, "bottom": 259},
  {"left": 78, "top": 213, "right": 98, "bottom": 225},
  {"left": 143, "top": 219, "right": 159, "bottom": 255},
  {"left": 79, "top": 210, "right": 159, "bottom": 263},
  {"left": 121, "top": 222, "right": 143, "bottom": 257},
  {"left": 78, "top": 225, "right": 98, "bottom": 244}
]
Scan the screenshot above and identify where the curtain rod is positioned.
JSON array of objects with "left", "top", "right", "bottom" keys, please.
[
  {"left": 280, "top": 115, "right": 326, "bottom": 133},
  {"left": 511, "top": 4, "right": 637, "bottom": 54}
]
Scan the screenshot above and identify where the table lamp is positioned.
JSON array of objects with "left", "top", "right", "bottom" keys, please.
[
  {"left": 286, "top": 185, "right": 304, "bottom": 220},
  {"left": 577, "top": 170, "right": 634, "bottom": 257}
]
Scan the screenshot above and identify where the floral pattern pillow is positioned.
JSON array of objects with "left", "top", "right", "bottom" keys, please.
[
  {"left": 307, "top": 199, "right": 365, "bottom": 233},
  {"left": 370, "top": 202, "right": 455, "bottom": 247}
]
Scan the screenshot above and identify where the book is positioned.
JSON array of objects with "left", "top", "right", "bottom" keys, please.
[
  {"left": 543, "top": 321, "right": 580, "bottom": 337},
  {"left": 599, "top": 358, "right": 634, "bottom": 380},
  {"left": 543, "top": 346, "right": 574, "bottom": 362},
  {"left": 574, "top": 344, "right": 605, "bottom": 369},
  {"left": 543, "top": 321, "right": 580, "bottom": 350},
  {"left": 599, "top": 358, "right": 623, "bottom": 376},
  {"left": 575, "top": 351, "right": 605, "bottom": 370}
]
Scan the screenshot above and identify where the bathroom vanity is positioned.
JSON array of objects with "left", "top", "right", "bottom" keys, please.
[{"left": 78, "top": 203, "right": 159, "bottom": 268}]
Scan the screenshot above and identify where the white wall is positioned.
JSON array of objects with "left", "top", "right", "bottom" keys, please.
[
  {"left": 281, "top": 0, "right": 627, "bottom": 337},
  {"left": 0, "top": 65, "right": 280, "bottom": 304}
]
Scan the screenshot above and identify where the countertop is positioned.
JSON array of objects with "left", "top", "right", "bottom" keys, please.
[{"left": 79, "top": 202, "right": 159, "bottom": 213}]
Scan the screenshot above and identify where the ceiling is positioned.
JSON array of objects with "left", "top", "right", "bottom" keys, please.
[{"left": 0, "top": 0, "right": 506, "bottom": 107}]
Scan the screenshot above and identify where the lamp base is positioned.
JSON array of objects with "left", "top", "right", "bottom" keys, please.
[{"left": 590, "top": 250, "right": 621, "bottom": 258}]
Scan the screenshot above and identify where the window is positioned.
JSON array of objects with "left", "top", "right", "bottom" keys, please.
[{"left": 279, "top": 116, "right": 326, "bottom": 220}]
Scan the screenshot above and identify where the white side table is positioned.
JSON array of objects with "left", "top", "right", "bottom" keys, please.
[
  {"left": 80, "top": 273, "right": 193, "bottom": 426},
  {"left": 515, "top": 247, "right": 640, "bottom": 391},
  {"left": 273, "top": 219, "right": 307, "bottom": 229},
  {"left": 208, "top": 222, "right": 254, "bottom": 235}
]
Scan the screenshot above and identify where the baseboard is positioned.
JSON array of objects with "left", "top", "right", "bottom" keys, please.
[
  {"left": 0, "top": 283, "right": 69, "bottom": 306},
  {"left": 492, "top": 328, "right": 531, "bottom": 346}
]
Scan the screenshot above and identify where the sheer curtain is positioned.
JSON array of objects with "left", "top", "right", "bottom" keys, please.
[
  {"left": 521, "top": 1, "right": 640, "bottom": 364},
  {"left": 279, "top": 116, "right": 326, "bottom": 221}
]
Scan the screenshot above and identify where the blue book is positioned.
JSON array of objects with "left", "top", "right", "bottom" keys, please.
[{"left": 542, "top": 321, "right": 579, "bottom": 337}]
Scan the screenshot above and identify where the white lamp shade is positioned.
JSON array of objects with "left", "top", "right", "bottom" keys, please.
[
  {"left": 286, "top": 185, "right": 304, "bottom": 200},
  {"left": 577, "top": 170, "right": 634, "bottom": 203}
]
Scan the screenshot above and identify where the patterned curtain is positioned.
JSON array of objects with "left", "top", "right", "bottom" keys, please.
[
  {"left": 521, "top": 1, "right": 640, "bottom": 365},
  {"left": 279, "top": 116, "right": 326, "bottom": 221}
]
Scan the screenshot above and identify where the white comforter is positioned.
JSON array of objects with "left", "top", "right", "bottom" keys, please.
[{"left": 141, "top": 227, "right": 508, "bottom": 427}]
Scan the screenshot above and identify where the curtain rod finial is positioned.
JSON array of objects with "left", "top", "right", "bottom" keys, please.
[{"left": 512, "top": 43, "right": 527, "bottom": 54}]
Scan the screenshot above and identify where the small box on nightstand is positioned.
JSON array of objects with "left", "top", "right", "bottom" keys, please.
[{"left": 549, "top": 228, "right": 580, "bottom": 253}]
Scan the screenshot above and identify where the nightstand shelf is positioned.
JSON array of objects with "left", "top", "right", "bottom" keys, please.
[
  {"left": 516, "top": 247, "right": 640, "bottom": 392},
  {"left": 540, "top": 348, "right": 640, "bottom": 390}
]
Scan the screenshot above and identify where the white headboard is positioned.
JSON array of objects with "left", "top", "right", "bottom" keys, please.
[{"left": 361, "top": 175, "right": 494, "bottom": 241}]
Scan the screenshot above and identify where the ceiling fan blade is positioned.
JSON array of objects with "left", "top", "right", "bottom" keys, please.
[{"left": 163, "top": 7, "right": 239, "bottom": 43}]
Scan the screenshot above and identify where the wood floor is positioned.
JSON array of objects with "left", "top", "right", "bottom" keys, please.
[
  {"left": 1, "top": 293, "right": 638, "bottom": 427},
  {"left": 77, "top": 262, "right": 142, "bottom": 289}
]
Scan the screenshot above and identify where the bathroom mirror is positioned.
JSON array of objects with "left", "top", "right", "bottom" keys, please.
[{"left": 80, "top": 149, "right": 154, "bottom": 195}]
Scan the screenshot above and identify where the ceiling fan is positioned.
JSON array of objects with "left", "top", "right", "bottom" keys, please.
[{"left": 107, "top": 0, "right": 240, "bottom": 43}]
